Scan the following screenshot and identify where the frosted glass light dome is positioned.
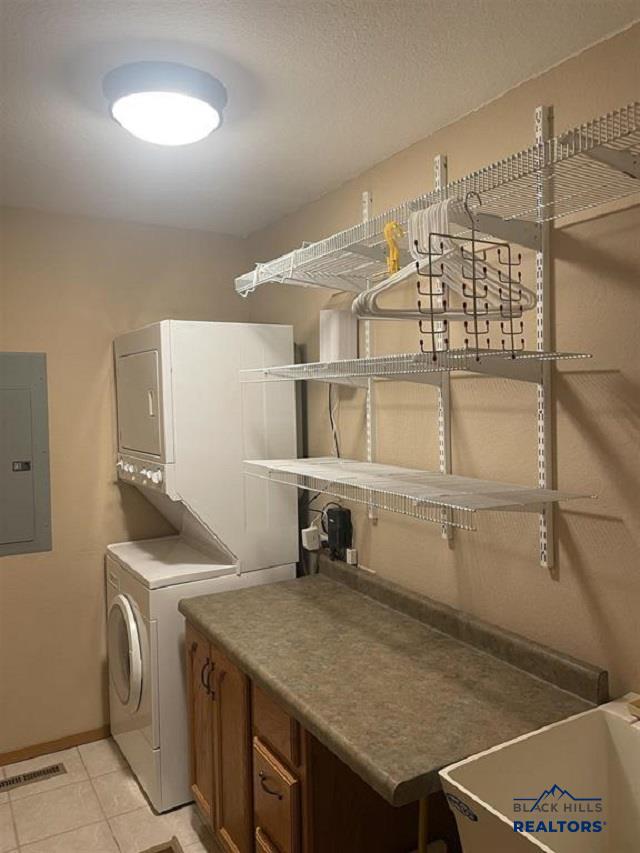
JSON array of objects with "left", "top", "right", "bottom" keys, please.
[{"left": 103, "top": 62, "right": 227, "bottom": 146}]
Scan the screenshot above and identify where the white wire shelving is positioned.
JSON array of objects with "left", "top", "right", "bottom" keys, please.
[
  {"left": 240, "top": 349, "right": 591, "bottom": 386},
  {"left": 236, "top": 102, "right": 640, "bottom": 296},
  {"left": 236, "top": 102, "right": 634, "bottom": 565},
  {"left": 245, "top": 458, "right": 589, "bottom": 531}
]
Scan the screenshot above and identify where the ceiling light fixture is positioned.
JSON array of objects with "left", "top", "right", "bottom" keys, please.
[{"left": 103, "top": 61, "right": 227, "bottom": 146}]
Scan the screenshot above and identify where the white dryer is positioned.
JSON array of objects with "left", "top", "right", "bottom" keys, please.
[
  {"left": 106, "top": 536, "right": 294, "bottom": 813},
  {"left": 112, "top": 320, "right": 299, "bottom": 571}
]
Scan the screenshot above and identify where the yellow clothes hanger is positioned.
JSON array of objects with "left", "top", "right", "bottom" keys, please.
[{"left": 383, "top": 221, "right": 404, "bottom": 274}]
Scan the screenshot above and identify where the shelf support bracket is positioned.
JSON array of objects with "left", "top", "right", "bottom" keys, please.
[
  {"left": 450, "top": 209, "right": 541, "bottom": 251},
  {"left": 349, "top": 242, "right": 412, "bottom": 267},
  {"left": 434, "top": 154, "right": 453, "bottom": 541},
  {"left": 585, "top": 144, "right": 640, "bottom": 179},
  {"left": 557, "top": 128, "right": 640, "bottom": 179},
  {"left": 536, "top": 105, "right": 555, "bottom": 569},
  {"left": 348, "top": 242, "right": 386, "bottom": 263},
  {"left": 468, "top": 358, "right": 542, "bottom": 384}
]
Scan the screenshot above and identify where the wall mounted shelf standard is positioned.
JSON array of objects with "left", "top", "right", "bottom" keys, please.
[
  {"left": 235, "top": 102, "right": 639, "bottom": 296},
  {"left": 240, "top": 349, "right": 591, "bottom": 387},
  {"left": 244, "top": 458, "right": 589, "bottom": 532}
]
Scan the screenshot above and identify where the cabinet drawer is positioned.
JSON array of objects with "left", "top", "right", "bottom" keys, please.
[
  {"left": 253, "top": 737, "right": 300, "bottom": 853},
  {"left": 252, "top": 684, "right": 300, "bottom": 767}
]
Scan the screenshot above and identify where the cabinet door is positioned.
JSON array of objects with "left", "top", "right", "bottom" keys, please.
[
  {"left": 185, "top": 623, "right": 214, "bottom": 825},
  {"left": 211, "top": 646, "right": 253, "bottom": 853}
]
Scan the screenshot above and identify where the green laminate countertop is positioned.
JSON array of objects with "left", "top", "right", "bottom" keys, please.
[{"left": 179, "top": 574, "right": 593, "bottom": 806}]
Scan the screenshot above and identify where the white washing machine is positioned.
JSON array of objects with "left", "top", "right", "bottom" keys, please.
[{"left": 106, "top": 535, "right": 295, "bottom": 813}]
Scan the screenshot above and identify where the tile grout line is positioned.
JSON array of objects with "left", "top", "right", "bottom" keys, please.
[
  {"left": 7, "top": 794, "right": 19, "bottom": 853},
  {"left": 78, "top": 742, "right": 124, "bottom": 853},
  {"left": 2, "top": 766, "right": 19, "bottom": 853},
  {"left": 2, "top": 741, "right": 124, "bottom": 852},
  {"left": 9, "top": 748, "right": 100, "bottom": 848},
  {"left": 6, "top": 740, "right": 202, "bottom": 852},
  {"left": 8, "top": 781, "right": 84, "bottom": 803},
  {"left": 8, "top": 770, "right": 123, "bottom": 804},
  {"left": 5, "top": 747, "right": 87, "bottom": 805},
  {"left": 16, "top": 818, "right": 108, "bottom": 851},
  {"left": 5, "top": 742, "right": 126, "bottom": 852},
  {"left": 2, "top": 746, "right": 79, "bottom": 803}
]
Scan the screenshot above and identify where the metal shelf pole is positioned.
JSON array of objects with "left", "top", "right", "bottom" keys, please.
[
  {"left": 536, "top": 105, "right": 555, "bottom": 568},
  {"left": 434, "top": 154, "right": 453, "bottom": 541},
  {"left": 362, "top": 190, "right": 378, "bottom": 523}
]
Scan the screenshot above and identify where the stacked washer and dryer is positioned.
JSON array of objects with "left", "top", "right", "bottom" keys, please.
[{"left": 106, "top": 320, "right": 298, "bottom": 812}]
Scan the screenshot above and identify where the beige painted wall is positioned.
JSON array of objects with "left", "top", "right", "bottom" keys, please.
[
  {"left": 0, "top": 208, "right": 249, "bottom": 752},
  {"left": 247, "top": 24, "right": 640, "bottom": 697},
  {"left": 0, "top": 24, "right": 638, "bottom": 754}
]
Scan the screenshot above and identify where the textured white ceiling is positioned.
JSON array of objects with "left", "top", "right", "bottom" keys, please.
[{"left": 1, "top": 1, "right": 638, "bottom": 236}]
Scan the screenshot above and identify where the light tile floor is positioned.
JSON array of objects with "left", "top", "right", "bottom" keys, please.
[{"left": 0, "top": 738, "right": 219, "bottom": 853}]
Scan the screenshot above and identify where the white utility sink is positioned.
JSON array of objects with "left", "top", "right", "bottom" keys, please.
[{"left": 440, "top": 695, "right": 640, "bottom": 853}]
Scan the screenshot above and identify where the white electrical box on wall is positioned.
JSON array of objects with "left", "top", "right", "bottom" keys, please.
[
  {"left": 319, "top": 308, "right": 359, "bottom": 363},
  {"left": 113, "top": 320, "right": 299, "bottom": 573}
]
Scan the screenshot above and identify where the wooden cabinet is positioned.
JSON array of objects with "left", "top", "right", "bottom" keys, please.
[
  {"left": 211, "top": 646, "right": 253, "bottom": 853},
  {"left": 303, "top": 734, "right": 419, "bottom": 853},
  {"left": 185, "top": 623, "right": 214, "bottom": 825},
  {"left": 186, "top": 620, "right": 459, "bottom": 853},
  {"left": 185, "top": 628, "right": 252, "bottom": 853}
]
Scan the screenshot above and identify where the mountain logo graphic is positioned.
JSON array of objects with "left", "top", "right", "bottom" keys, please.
[{"left": 514, "top": 784, "right": 602, "bottom": 813}]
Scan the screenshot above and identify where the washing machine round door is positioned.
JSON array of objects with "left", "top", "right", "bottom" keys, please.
[{"left": 108, "top": 594, "right": 143, "bottom": 714}]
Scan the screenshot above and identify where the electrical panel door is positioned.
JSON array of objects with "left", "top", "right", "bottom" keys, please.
[
  {"left": 0, "top": 353, "right": 51, "bottom": 555},
  {"left": 116, "top": 350, "right": 163, "bottom": 457},
  {"left": 0, "top": 388, "right": 35, "bottom": 543}
]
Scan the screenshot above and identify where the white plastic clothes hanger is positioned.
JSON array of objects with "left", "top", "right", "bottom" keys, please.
[{"left": 352, "top": 195, "right": 536, "bottom": 322}]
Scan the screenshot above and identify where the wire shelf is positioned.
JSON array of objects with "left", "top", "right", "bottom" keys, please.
[
  {"left": 240, "top": 349, "right": 591, "bottom": 384},
  {"left": 245, "top": 458, "right": 589, "bottom": 530},
  {"left": 236, "top": 102, "right": 640, "bottom": 295}
]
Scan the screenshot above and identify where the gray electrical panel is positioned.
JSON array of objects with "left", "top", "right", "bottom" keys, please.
[{"left": 0, "top": 353, "right": 52, "bottom": 556}]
